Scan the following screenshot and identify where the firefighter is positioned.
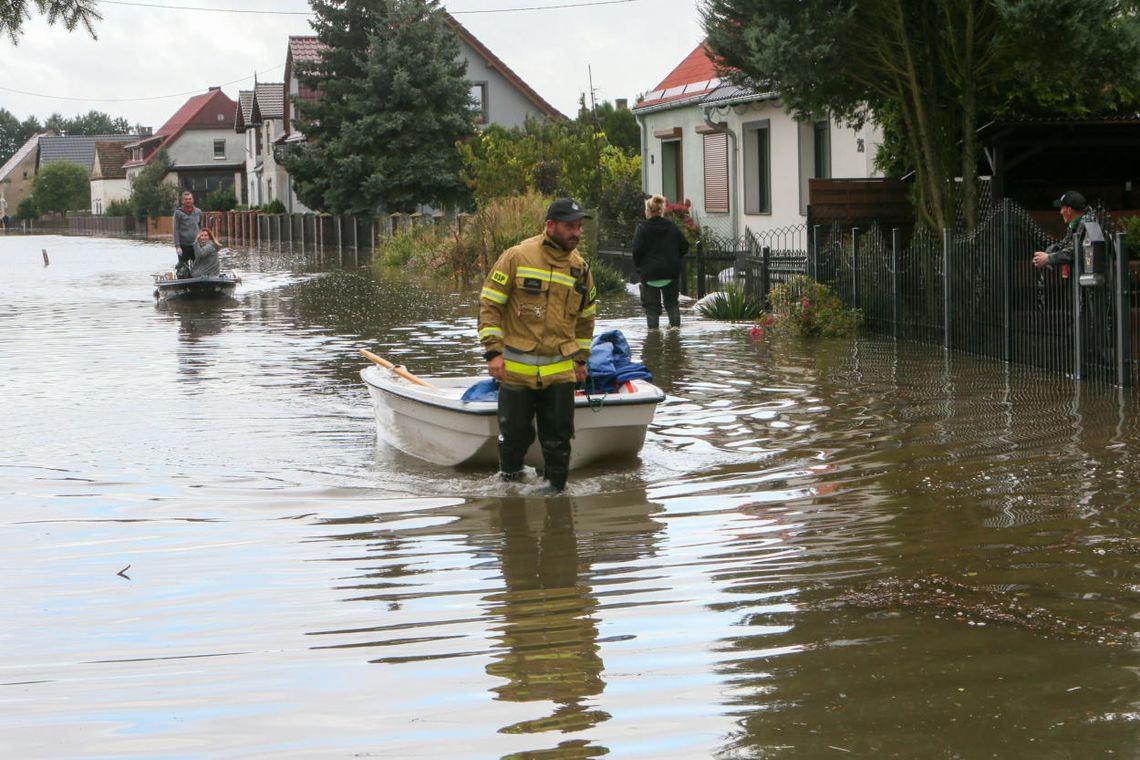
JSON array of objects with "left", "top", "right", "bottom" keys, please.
[{"left": 478, "top": 198, "right": 598, "bottom": 493}]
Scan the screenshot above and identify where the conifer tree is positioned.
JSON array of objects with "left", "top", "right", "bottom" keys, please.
[{"left": 284, "top": 0, "right": 476, "bottom": 214}]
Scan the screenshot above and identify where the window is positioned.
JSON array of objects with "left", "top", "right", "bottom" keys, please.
[
  {"left": 255, "top": 127, "right": 263, "bottom": 158},
  {"left": 214, "top": 140, "right": 226, "bottom": 159},
  {"left": 743, "top": 120, "right": 770, "bottom": 214},
  {"left": 661, "top": 140, "right": 683, "bottom": 204},
  {"left": 702, "top": 131, "right": 729, "bottom": 214},
  {"left": 470, "top": 83, "right": 488, "bottom": 124},
  {"left": 799, "top": 120, "right": 832, "bottom": 214},
  {"left": 813, "top": 120, "right": 831, "bottom": 178}
]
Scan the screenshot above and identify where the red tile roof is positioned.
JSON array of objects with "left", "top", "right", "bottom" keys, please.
[
  {"left": 123, "top": 88, "right": 237, "bottom": 168},
  {"left": 634, "top": 42, "right": 723, "bottom": 112}
]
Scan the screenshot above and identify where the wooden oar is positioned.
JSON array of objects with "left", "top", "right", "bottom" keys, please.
[{"left": 360, "top": 349, "right": 434, "bottom": 388}]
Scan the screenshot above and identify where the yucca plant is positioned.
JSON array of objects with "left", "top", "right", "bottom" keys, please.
[{"left": 697, "top": 284, "right": 764, "bottom": 320}]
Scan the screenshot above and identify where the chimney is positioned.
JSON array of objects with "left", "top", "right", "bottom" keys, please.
[{"left": 616, "top": 98, "right": 628, "bottom": 110}]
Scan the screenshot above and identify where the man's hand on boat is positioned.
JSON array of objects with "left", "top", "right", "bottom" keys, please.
[{"left": 487, "top": 355, "right": 506, "bottom": 381}]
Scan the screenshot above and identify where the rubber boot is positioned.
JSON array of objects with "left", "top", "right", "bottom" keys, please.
[
  {"left": 497, "top": 384, "right": 536, "bottom": 480},
  {"left": 646, "top": 313, "right": 660, "bottom": 330},
  {"left": 666, "top": 304, "right": 681, "bottom": 328},
  {"left": 535, "top": 383, "right": 574, "bottom": 493}
]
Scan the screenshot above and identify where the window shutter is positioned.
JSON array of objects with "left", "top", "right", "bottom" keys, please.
[{"left": 703, "top": 132, "right": 728, "bottom": 214}]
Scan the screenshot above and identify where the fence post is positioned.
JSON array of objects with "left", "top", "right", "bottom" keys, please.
[
  {"left": 891, "top": 228, "right": 902, "bottom": 340},
  {"left": 1002, "top": 199, "right": 1012, "bottom": 364},
  {"left": 942, "top": 227, "right": 952, "bottom": 351},
  {"left": 851, "top": 227, "right": 861, "bottom": 312},
  {"left": 761, "top": 246, "right": 771, "bottom": 300},
  {"left": 696, "top": 238, "right": 706, "bottom": 299},
  {"left": 1115, "top": 232, "right": 1132, "bottom": 387},
  {"left": 810, "top": 225, "right": 820, "bottom": 281},
  {"left": 1072, "top": 228, "right": 1084, "bottom": 379}
]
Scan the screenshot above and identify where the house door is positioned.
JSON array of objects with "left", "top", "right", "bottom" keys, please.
[{"left": 661, "top": 140, "right": 683, "bottom": 204}]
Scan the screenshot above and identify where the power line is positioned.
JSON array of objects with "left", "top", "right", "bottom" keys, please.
[
  {"left": 96, "top": 0, "right": 639, "bottom": 14},
  {"left": 0, "top": 65, "right": 283, "bottom": 104}
]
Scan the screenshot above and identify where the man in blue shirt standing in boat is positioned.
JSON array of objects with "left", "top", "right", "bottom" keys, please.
[{"left": 478, "top": 198, "right": 598, "bottom": 493}]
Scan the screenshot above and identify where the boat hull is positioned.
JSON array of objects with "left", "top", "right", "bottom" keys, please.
[
  {"left": 153, "top": 273, "right": 239, "bottom": 302},
  {"left": 361, "top": 367, "right": 664, "bottom": 470}
]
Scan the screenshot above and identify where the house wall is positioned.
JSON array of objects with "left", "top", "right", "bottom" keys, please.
[
  {"left": 168, "top": 130, "right": 245, "bottom": 168},
  {"left": 638, "top": 99, "right": 884, "bottom": 239},
  {"left": 90, "top": 178, "right": 130, "bottom": 214},
  {"left": 460, "top": 48, "right": 550, "bottom": 129},
  {"left": 0, "top": 146, "right": 40, "bottom": 215}
]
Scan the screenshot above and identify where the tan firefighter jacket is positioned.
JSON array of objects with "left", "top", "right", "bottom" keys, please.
[{"left": 479, "top": 233, "right": 597, "bottom": 388}]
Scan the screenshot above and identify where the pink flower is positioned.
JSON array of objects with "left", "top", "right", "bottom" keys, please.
[
  {"left": 801, "top": 298, "right": 810, "bottom": 309},
  {"left": 761, "top": 314, "right": 775, "bottom": 326},
  {"left": 749, "top": 326, "right": 763, "bottom": 341}
]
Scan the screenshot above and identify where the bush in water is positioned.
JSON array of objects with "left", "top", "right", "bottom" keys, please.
[{"left": 765, "top": 275, "right": 862, "bottom": 337}]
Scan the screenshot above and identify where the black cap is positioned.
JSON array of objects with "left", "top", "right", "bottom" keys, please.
[
  {"left": 1053, "top": 190, "right": 1087, "bottom": 210},
  {"left": 546, "top": 197, "right": 592, "bottom": 222}
]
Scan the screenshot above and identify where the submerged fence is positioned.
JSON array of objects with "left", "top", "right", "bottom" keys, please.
[{"left": 812, "top": 200, "right": 1136, "bottom": 387}]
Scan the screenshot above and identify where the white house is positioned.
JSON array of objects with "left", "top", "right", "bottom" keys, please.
[
  {"left": 632, "top": 43, "right": 883, "bottom": 239},
  {"left": 122, "top": 87, "right": 245, "bottom": 203},
  {"left": 235, "top": 82, "right": 288, "bottom": 209},
  {"left": 90, "top": 141, "right": 131, "bottom": 214}
]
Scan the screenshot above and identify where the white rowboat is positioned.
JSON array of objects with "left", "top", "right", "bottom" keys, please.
[{"left": 361, "top": 365, "right": 665, "bottom": 469}]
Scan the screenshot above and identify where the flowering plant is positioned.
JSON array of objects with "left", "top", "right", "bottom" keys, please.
[
  {"left": 764, "top": 275, "right": 862, "bottom": 337},
  {"left": 664, "top": 198, "right": 701, "bottom": 243}
]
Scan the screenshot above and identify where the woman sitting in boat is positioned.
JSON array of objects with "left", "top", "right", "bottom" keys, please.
[{"left": 188, "top": 229, "right": 222, "bottom": 278}]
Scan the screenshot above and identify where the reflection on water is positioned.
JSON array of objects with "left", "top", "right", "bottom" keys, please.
[{"left": 1, "top": 235, "right": 1137, "bottom": 758}]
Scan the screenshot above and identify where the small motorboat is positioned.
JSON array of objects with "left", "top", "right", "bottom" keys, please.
[
  {"left": 360, "top": 362, "right": 665, "bottom": 470},
  {"left": 153, "top": 271, "right": 240, "bottom": 302}
]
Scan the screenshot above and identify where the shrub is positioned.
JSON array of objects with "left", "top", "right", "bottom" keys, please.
[
  {"left": 262, "top": 199, "right": 287, "bottom": 214},
  {"left": 1120, "top": 215, "right": 1140, "bottom": 259},
  {"left": 665, "top": 198, "right": 701, "bottom": 243},
  {"left": 203, "top": 188, "right": 238, "bottom": 212},
  {"left": 105, "top": 198, "right": 132, "bottom": 216},
  {"left": 698, "top": 284, "right": 764, "bottom": 320},
  {"left": 377, "top": 223, "right": 448, "bottom": 270},
  {"left": 588, "top": 258, "right": 626, "bottom": 295},
  {"left": 766, "top": 275, "right": 862, "bottom": 337},
  {"left": 16, "top": 197, "right": 37, "bottom": 220}
]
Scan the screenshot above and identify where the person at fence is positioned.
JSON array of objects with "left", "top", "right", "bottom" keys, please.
[
  {"left": 172, "top": 191, "right": 203, "bottom": 277},
  {"left": 0, "top": 193, "right": 9, "bottom": 231},
  {"left": 632, "top": 193, "right": 689, "bottom": 329},
  {"left": 1032, "top": 190, "right": 1089, "bottom": 269},
  {"left": 188, "top": 228, "right": 222, "bottom": 278},
  {"left": 478, "top": 197, "right": 598, "bottom": 494}
]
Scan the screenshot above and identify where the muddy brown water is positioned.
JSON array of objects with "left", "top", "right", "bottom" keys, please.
[{"left": 2, "top": 235, "right": 1137, "bottom": 758}]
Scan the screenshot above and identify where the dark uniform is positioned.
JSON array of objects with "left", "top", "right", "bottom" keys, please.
[{"left": 479, "top": 216, "right": 597, "bottom": 491}]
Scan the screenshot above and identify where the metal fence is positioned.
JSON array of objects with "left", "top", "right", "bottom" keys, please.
[{"left": 813, "top": 199, "right": 1136, "bottom": 387}]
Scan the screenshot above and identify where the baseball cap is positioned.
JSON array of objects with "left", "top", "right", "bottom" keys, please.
[
  {"left": 1053, "top": 190, "right": 1087, "bottom": 210},
  {"left": 546, "top": 197, "right": 592, "bottom": 222}
]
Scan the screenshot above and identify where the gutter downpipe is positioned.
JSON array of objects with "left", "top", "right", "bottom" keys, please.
[
  {"left": 702, "top": 104, "right": 738, "bottom": 238},
  {"left": 635, "top": 112, "right": 649, "bottom": 195}
]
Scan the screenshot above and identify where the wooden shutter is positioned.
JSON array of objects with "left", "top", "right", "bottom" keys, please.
[{"left": 703, "top": 132, "right": 728, "bottom": 214}]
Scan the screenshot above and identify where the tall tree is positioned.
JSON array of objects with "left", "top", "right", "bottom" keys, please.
[
  {"left": 43, "top": 111, "right": 133, "bottom": 136},
  {"left": 1, "top": 0, "right": 100, "bottom": 42},
  {"left": 128, "top": 151, "right": 178, "bottom": 220},
  {"left": 0, "top": 108, "right": 42, "bottom": 165},
  {"left": 31, "top": 160, "right": 89, "bottom": 213},
  {"left": 283, "top": 0, "right": 476, "bottom": 214},
  {"left": 703, "top": 0, "right": 1140, "bottom": 229}
]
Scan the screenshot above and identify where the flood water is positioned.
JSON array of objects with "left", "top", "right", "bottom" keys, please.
[{"left": 2, "top": 235, "right": 1137, "bottom": 759}]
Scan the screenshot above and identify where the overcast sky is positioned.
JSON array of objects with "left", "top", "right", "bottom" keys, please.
[{"left": 1, "top": 0, "right": 706, "bottom": 130}]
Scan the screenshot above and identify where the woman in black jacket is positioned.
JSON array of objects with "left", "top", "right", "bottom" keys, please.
[{"left": 632, "top": 194, "right": 689, "bottom": 329}]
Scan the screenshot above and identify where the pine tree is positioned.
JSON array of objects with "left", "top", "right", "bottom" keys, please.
[{"left": 284, "top": 0, "right": 476, "bottom": 214}]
